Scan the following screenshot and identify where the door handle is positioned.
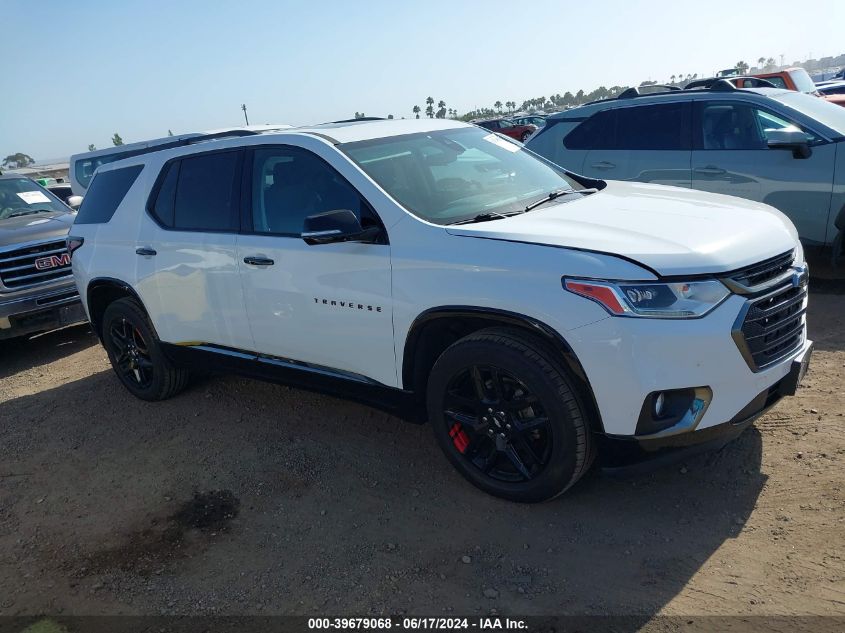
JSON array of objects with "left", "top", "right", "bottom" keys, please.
[
  {"left": 135, "top": 247, "right": 157, "bottom": 257},
  {"left": 694, "top": 166, "right": 726, "bottom": 176},
  {"left": 590, "top": 161, "right": 616, "bottom": 170},
  {"left": 243, "top": 256, "right": 275, "bottom": 266}
]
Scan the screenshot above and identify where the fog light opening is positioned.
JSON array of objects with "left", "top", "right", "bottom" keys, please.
[{"left": 654, "top": 392, "right": 666, "bottom": 418}]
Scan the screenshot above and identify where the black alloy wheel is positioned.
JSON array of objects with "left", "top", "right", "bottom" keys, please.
[
  {"left": 427, "top": 328, "right": 594, "bottom": 502},
  {"left": 101, "top": 297, "right": 190, "bottom": 401},
  {"left": 443, "top": 364, "right": 552, "bottom": 482},
  {"left": 109, "top": 317, "right": 154, "bottom": 389}
]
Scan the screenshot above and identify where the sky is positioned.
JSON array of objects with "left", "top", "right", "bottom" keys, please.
[{"left": 1, "top": 0, "right": 842, "bottom": 161}]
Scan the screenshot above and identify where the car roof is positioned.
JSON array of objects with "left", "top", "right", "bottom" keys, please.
[
  {"left": 545, "top": 87, "right": 793, "bottom": 119},
  {"left": 292, "top": 117, "right": 469, "bottom": 143},
  {"left": 93, "top": 119, "right": 476, "bottom": 175}
]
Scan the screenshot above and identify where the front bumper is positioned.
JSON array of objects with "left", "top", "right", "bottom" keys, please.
[
  {"left": 598, "top": 344, "right": 811, "bottom": 474},
  {"left": 0, "top": 282, "right": 86, "bottom": 340}
]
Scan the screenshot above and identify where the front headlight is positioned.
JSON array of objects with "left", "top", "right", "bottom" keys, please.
[{"left": 563, "top": 278, "right": 730, "bottom": 319}]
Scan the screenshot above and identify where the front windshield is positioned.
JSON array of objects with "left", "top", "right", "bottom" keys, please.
[
  {"left": 772, "top": 90, "right": 845, "bottom": 136},
  {"left": 341, "top": 127, "right": 579, "bottom": 224},
  {"left": 0, "top": 178, "right": 68, "bottom": 221},
  {"left": 789, "top": 69, "right": 817, "bottom": 94}
]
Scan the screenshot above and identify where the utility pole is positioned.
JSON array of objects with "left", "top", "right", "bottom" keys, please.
[{"left": 241, "top": 104, "right": 249, "bottom": 126}]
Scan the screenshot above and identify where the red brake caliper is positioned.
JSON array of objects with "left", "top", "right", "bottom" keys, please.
[{"left": 449, "top": 423, "right": 470, "bottom": 454}]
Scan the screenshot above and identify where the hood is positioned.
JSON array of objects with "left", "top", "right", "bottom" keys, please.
[
  {"left": 445, "top": 181, "right": 799, "bottom": 276},
  {"left": 0, "top": 212, "right": 75, "bottom": 248}
]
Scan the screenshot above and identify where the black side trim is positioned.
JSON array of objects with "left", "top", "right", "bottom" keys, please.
[
  {"left": 161, "top": 343, "right": 422, "bottom": 422},
  {"left": 402, "top": 306, "right": 604, "bottom": 432}
]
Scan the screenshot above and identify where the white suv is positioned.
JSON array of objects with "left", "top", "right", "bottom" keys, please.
[{"left": 69, "top": 119, "right": 812, "bottom": 502}]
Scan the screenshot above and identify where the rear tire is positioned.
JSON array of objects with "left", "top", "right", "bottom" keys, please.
[
  {"left": 102, "top": 298, "right": 190, "bottom": 401},
  {"left": 427, "top": 327, "right": 594, "bottom": 502}
]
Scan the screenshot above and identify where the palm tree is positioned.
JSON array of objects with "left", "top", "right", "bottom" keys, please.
[
  {"left": 494, "top": 100, "right": 502, "bottom": 113},
  {"left": 412, "top": 105, "right": 420, "bottom": 119},
  {"left": 757, "top": 56, "right": 766, "bottom": 69},
  {"left": 736, "top": 61, "right": 749, "bottom": 75},
  {"left": 766, "top": 57, "right": 776, "bottom": 70},
  {"left": 670, "top": 74, "right": 676, "bottom": 84},
  {"left": 425, "top": 96, "right": 434, "bottom": 118}
]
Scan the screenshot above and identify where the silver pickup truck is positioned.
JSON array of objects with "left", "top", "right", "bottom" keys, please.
[{"left": 0, "top": 173, "right": 86, "bottom": 340}]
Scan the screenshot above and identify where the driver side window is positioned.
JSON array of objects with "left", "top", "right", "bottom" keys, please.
[{"left": 251, "top": 147, "right": 372, "bottom": 236}]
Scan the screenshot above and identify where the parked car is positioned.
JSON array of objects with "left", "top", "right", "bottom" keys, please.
[
  {"left": 511, "top": 114, "right": 547, "bottom": 129},
  {"left": 0, "top": 173, "right": 86, "bottom": 340},
  {"left": 816, "top": 82, "right": 845, "bottom": 109},
  {"left": 69, "top": 119, "right": 811, "bottom": 502},
  {"left": 46, "top": 182, "right": 83, "bottom": 209},
  {"left": 526, "top": 82, "right": 845, "bottom": 255},
  {"left": 816, "top": 81, "right": 845, "bottom": 95},
  {"left": 472, "top": 117, "right": 537, "bottom": 142},
  {"left": 742, "top": 68, "right": 818, "bottom": 94}
]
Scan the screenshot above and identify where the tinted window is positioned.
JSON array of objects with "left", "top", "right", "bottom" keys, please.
[
  {"left": 172, "top": 151, "right": 240, "bottom": 231},
  {"left": 75, "top": 165, "right": 143, "bottom": 224},
  {"left": 615, "top": 103, "right": 690, "bottom": 150},
  {"left": 75, "top": 151, "right": 132, "bottom": 189},
  {"left": 563, "top": 109, "right": 616, "bottom": 149},
  {"left": 150, "top": 161, "right": 179, "bottom": 227},
  {"left": 697, "top": 103, "right": 816, "bottom": 150},
  {"left": 766, "top": 76, "right": 787, "bottom": 89},
  {"left": 251, "top": 147, "right": 370, "bottom": 236}
]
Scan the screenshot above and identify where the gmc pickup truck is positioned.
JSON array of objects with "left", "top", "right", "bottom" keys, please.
[{"left": 0, "top": 173, "right": 86, "bottom": 340}]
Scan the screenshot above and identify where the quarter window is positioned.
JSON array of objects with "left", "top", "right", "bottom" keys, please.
[
  {"left": 563, "top": 109, "right": 616, "bottom": 149},
  {"left": 250, "top": 147, "right": 372, "bottom": 236},
  {"left": 75, "top": 165, "right": 143, "bottom": 224}
]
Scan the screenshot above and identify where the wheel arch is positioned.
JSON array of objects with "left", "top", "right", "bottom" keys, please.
[
  {"left": 86, "top": 277, "right": 148, "bottom": 339},
  {"left": 401, "top": 306, "right": 605, "bottom": 433}
]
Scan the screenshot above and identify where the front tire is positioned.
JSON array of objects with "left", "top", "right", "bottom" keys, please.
[
  {"left": 102, "top": 298, "right": 190, "bottom": 401},
  {"left": 427, "top": 328, "right": 593, "bottom": 502}
]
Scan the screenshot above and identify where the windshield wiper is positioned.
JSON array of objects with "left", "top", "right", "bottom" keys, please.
[
  {"left": 523, "top": 188, "right": 598, "bottom": 213},
  {"left": 449, "top": 211, "right": 522, "bottom": 225},
  {"left": 7, "top": 208, "right": 54, "bottom": 218}
]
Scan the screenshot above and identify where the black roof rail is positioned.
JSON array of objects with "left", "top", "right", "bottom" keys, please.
[
  {"left": 685, "top": 76, "right": 777, "bottom": 91},
  {"left": 182, "top": 129, "right": 259, "bottom": 145},
  {"left": 87, "top": 129, "right": 263, "bottom": 165},
  {"left": 617, "top": 84, "right": 682, "bottom": 99},
  {"left": 328, "top": 117, "right": 387, "bottom": 123}
]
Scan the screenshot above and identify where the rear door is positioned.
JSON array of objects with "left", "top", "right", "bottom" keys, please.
[
  {"left": 691, "top": 100, "right": 835, "bottom": 244},
  {"left": 235, "top": 145, "right": 395, "bottom": 386},
  {"left": 137, "top": 149, "right": 254, "bottom": 350},
  {"left": 577, "top": 102, "right": 693, "bottom": 187}
]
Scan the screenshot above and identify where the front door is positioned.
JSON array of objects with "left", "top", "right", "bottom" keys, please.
[
  {"left": 236, "top": 145, "right": 396, "bottom": 387},
  {"left": 691, "top": 101, "right": 835, "bottom": 244}
]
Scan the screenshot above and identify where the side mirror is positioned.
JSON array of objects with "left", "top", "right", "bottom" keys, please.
[
  {"left": 767, "top": 128, "right": 812, "bottom": 159},
  {"left": 301, "top": 209, "right": 380, "bottom": 245},
  {"left": 67, "top": 195, "right": 84, "bottom": 211}
]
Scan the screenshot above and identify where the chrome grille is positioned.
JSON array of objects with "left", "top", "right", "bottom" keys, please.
[
  {"left": 721, "top": 250, "right": 795, "bottom": 295},
  {"left": 732, "top": 273, "right": 807, "bottom": 371},
  {"left": 0, "top": 240, "right": 72, "bottom": 290}
]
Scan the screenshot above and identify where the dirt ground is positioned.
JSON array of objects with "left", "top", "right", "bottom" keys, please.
[{"left": 0, "top": 285, "right": 843, "bottom": 622}]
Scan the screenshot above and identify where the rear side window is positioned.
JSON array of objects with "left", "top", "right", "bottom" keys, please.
[
  {"left": 615, "top": 103, "right": 690, "bottom": 150},
  {"left": 75, "top": 165, "right": 143, "bottom": 224},
  {"left": 564, "top": 109, "right": 616, "bottom": 149},
  {"left": 150, "top": 151, "right": 240, "bottom": 231}
]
